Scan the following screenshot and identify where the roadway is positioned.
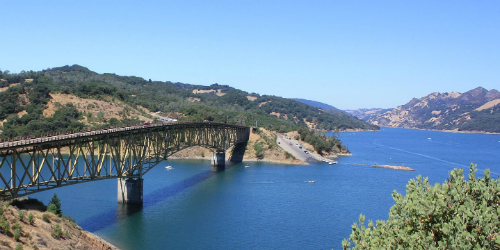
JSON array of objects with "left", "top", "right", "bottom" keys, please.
[
  {"left": 276, "top": 134, "right": 312, "bottom": 161},
  {"left": 276, "top": 134, "right": 338, "bottom": 164}
]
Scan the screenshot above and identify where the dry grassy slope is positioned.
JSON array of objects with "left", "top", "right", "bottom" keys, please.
[
  {"left": 45, "top": 93, "right": 152, "bottom": 125},
  {"left": 0, "top": 203, "right": 117, "bottom": 250}
]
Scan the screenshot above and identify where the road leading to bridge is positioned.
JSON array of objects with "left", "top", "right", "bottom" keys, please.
[
  {"left": 276, "top": 134, "right": 312, "bottom": 161},
  {"left": 276, "top": 134, "right": 338, "bottom": 164}
]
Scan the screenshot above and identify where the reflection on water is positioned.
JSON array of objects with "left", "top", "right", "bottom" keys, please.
[
  {"left": 117, "top": 203, "right": 143, "bottom": 220},
  {"left": 80, "top": 164, "right": 229, "bottom": 231}
]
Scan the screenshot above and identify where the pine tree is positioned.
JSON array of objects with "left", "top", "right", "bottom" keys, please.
[{"left": 47, "top": 193, "right": 62, "bottom": 217}]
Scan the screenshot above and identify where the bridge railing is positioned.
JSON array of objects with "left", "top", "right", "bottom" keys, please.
[{"left": 0, "top": 122, "right": 249, "bottom": 149}]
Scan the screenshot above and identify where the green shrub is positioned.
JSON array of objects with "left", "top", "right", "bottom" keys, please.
[
  {"left": 12, "top": 222, "right": 22, "bottom": 241},
  {"left": 18, "top": 210, "right": 24, "bottom": 221},
  {"left": 42, "top": 213, "right": 50, "bottom": 223},
  {"left": 12, "top": 222, "right": 21, "bottom": 232},
  {"left": 51, "top": 224, "right": 62, "bottom": 239},
  {"left": 253, "top": 142, "right": 264, "bottom": 159},
  {"left": 13, "top": 228, "right": 21, "bottom": 242},
  {"left": 27, "top": 213, "right": 34, "bottom": 225},
  {"left": 15, "top": 243, "right": 22, "bottom": 250},
  {"left": 0, "top": 219, "right": 9, "bottom": 234},
  {"left": 342, "top": 164, "right": 500, "bottom": 249}
]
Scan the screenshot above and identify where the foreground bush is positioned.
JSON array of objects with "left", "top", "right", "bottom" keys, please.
[{"left": 342, "top": 164, "right": 500, "bottom": 249}]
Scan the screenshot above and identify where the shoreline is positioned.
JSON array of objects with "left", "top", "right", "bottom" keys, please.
[
  {"left": 169, "top": 155, "right": 308, "bottom": 165},
  {"left": 169, "top": 153, "right": 348, "bottom": 166},
  {"left": 371, "top": 127, "right": 500, "bottom": 135},
  {"left": 84, "top": 231, "right": 121, "bottom": 250}
]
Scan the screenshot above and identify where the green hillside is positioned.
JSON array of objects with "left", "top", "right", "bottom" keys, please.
[{"left": 0, "top": 65, "right": 378, "bottom": 140}]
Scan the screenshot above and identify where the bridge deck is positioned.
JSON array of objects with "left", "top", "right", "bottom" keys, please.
[{"left": 0, "top": 122, "right": 248, "bottom": 149}]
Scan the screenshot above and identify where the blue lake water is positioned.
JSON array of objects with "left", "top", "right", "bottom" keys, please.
[{"left": 31, "top": 128, "right": 500, "bottom": 249}]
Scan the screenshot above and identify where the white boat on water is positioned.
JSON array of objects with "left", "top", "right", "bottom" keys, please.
[
  {"left": 165, "top": 166, "right": 173, "bottom": 170},
  {"left": 329, "top": 161, "right": 338, "bottom": 165},
  {"left": 245, "top": 164, "right": 250, "bottom": 168}
]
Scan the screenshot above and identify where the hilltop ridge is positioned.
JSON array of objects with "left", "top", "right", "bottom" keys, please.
[
  {"left": 0, "top": 65, "right": 378, "bottom": 141},
  {"left": 359, "top": 87, "right": 500, "bottom": 133}
]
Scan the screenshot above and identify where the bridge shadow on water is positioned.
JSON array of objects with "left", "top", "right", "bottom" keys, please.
[{"left": 79, "top": 165, "right": 231, "bottom": 232}]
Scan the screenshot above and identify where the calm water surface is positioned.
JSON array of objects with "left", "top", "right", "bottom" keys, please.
[{"left": 31, "top": 128, "right": 500, "bottom": 249}]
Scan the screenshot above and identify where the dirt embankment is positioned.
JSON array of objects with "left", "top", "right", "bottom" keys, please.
[{"left": 0, "top": 201, "right": 118, "bottom": 250}]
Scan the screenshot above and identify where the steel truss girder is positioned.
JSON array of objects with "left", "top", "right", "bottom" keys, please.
[{"left": 0, "top": 123, "right": 250, "bottom": 199}]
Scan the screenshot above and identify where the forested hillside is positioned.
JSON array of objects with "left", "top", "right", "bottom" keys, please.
[{"left": 0, "top": 65, "right": 378, "bottom": 140}]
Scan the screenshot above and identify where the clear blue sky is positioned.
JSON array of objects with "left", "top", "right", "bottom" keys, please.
[{"left": 2, "top": 1, "right": 499, "bottom": 110}]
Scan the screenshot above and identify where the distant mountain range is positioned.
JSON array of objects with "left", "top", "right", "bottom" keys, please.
[
  {"left": 352, "top": 87, "right": 500, "bottom": 133},
  {"left": 344, "top": 108, "right": 392, "bottom": 120}
]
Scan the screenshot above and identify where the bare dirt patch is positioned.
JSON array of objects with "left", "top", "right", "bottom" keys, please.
[
  {"left": 188, "top": 97, "right": 201, "bottom": 102},
  {"left": 258, "top": 101, "right": 270, "bottom": 107},
  {"left": 303, "top": 118, "right": 315, "bottom": 129},
  {"left": 270, "top": 112, "right": 281, "bottom": 118},
  {"left": 192, "top": 89, "right": 215, "bottom": 94},
  {"left": 476, "top": 99, "right": 500, "bottom": 111},
  {"left": 246, "top": 96, "right": 257, "bottom": 101},
  {"left": 191, "top": 89, "right": 226, "bottom": 96},
  {"left": 45, "top": 93, "right": 152, "bottom": 124},
  {"left": 0, "top": 82, "right": 20, "bottom": 92}
]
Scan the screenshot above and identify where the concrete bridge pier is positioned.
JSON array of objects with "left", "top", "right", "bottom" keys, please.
[
  {"left": 118, "top": 178, "right": 143, "bottom": 204},
  {"left": 212, "top": 152, "right": 225, "bottom": 169}
]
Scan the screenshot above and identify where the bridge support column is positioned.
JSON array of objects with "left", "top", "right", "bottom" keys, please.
[
  {"left": 118, "top": 178, "right": 143, "bottom": 204},
  {"left": 212, "top": 152, "right": 225, "bottom": 168}
]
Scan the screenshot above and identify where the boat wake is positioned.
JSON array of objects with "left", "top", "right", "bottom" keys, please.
[
  {"left": 372, "top": 140, "right": 499, "bottom": 176},
  {"left": 373, "top": 140, "right": 467, "bottom": 168}
]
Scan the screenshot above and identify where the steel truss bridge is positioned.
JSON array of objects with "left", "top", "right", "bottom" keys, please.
[{"left": 0, "top": 122, "right": 250, "bottom": 200}]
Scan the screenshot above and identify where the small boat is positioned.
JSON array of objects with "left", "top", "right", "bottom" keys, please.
[
  {"left": 245, "top": 165, "right": 250, "bottom": 168},
  {"left": 307, "top": 180, "right": 316, "bottom": 183},
  {"left": 165, "top": 166, "right": 173, "bottom": 170},
  {"left": 329, "top": 161, "right": 338, "bottom": 165}
]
